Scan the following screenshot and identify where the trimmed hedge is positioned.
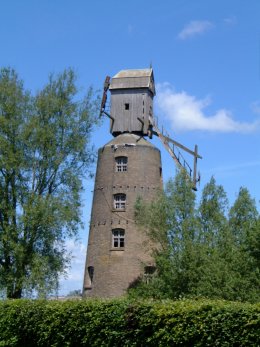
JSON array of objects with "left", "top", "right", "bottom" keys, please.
[{"left": 0, "top": 299, "right": 259, "bottom": 346}]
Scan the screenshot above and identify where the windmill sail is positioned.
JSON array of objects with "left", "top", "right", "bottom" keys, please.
[{"left": 149, "top": 116, "right": 202, "bottom": 190}]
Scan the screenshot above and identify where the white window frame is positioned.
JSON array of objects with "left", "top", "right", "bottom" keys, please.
[
  {"left": 112, "top": 229, "right": 125, "bottom": 248},
  {"left": 115, "top": 156, "right": 128, "bottom": 172},
  {"left": 114, "top": 193, "right": 126, "bottom": 210}
]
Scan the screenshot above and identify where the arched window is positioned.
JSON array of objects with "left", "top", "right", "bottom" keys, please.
[
  {"left": 88, "top": 266, "right": 94, "bottom": 284},
  {"left": 114, "top": 193, "right": 126, "bottom": 210},
  {"left": 112, "top": 229, "right": 125, "bottom": 248},
  {"left": 115, "top": 156, "right": 128, "bottom": 172},
  {"left": 144, "top": 266, "right": 156, "bottom": 283}
]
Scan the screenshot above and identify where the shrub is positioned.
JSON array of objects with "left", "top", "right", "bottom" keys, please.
[{"left": 0, "top": 299, "right": 259, "bottom": 346}]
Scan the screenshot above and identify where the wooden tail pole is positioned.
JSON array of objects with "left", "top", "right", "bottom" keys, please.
[
  {"left": 193, "top": 144, "right": 198, "bottom": 191},
  {"left": 99, "top": 76, "right": 111, "bottom": 118}
]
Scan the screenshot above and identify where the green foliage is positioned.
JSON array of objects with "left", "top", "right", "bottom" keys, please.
[
  {"left": 0, "top": 299, "right": 259, "bottom": 346},
  {"left": 131, "top": 170, "right": 260, "bottom": 302},
  {"left": 227, "top": 187, "right": 260, "bottom": 301},
  {"left": 0, "top": 67, "right": 99, "bottom": 298}
]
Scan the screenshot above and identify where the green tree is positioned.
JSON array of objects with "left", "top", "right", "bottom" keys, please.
[
  {"left": 229, "top": 187, "right": 258, "bottom": 245},
  {"left": 163, "top": 170, "right": 201, "bottom": 297},
  {"left": 195, "top": 177, "right": 233, "bottom": 299},
  {"left": 198, "top": 176, "right": 228, "bottom": 245},
  {"left": 0, "top": 67, "right": 98, "bottom": 298},
  {"left": 130, "top": 170, "right": 200, "bottom": 299},
  {"left": 130, "top": 173, "right": 260, "bottom": 302},
  {"left": 228, "top": 187, "right": 260, "bottom": 301}
]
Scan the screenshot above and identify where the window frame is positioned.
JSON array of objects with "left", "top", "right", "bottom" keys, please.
[
  {"left": 88, "top": 266, "right": 94, "bottom": 284},
  {"left": 144, "top": 266, "right": 156, "bottom": 283},
  {"left": 115, "top": 156, "right": 128, "bottom": 172},
  {"left": 113, "top": 193, "right": 126, "bottom": 210},
  {"left": 112, "top": 228, "right": 125, "bottom": 249}
]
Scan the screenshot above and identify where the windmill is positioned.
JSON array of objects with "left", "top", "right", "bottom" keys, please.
[
  {"left": 83, "top": 68, "right": 202, "bottom": 298},
  {"left": 99, "top": 71, "right": 202, "bottom": 190}
]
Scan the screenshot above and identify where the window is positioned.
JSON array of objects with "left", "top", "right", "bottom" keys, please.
[
  {"left": 114, "top": 193, "right": 126, "bottom": 210},
  {"left": 115, "top": 156, "right": 128, "bottom": 172},
  {"left": 144, "top": 266, "right": 156, "bottom": 283},
  {"left": 144, "top": 266, "right": 156, "bottom": 275},
  {"left": 112, "top": 229, "right": 125, "bottom": 248},
  {"left": 88, "top": 266, "right": 94, "bottom": 284},
  {"left": 124, "top": 103, "right": 129, "bottom": 110}
]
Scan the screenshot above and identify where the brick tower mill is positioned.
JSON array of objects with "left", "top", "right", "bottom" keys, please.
[{"left": 83, "top": 68, "right": 202, "bottom": 298}]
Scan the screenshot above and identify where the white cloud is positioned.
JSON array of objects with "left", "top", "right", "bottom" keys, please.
[
  {"left": 251, "top": 101, "right": 260, "bottom": 114},
  {"left": 223, "top": 16, "right": 237, "bottom": 26},
  {"left": 156, "top": 83, "right": 260, "bottom": 133},
  {"left": 178, "top": 20, "right": 213, "bottom": 40}
]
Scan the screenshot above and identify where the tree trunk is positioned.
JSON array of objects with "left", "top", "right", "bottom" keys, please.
[{"left": 7, "top": 285, "right": 22, "bottom": 299}]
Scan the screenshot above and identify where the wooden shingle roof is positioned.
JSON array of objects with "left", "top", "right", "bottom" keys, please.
[{"left": 109, "top": 68, "right": 155, "bottom": 95}]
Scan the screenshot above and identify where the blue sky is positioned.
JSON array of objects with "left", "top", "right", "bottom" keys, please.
[{"left": 1, "top": 0, "right": 260, "bottom": 295}]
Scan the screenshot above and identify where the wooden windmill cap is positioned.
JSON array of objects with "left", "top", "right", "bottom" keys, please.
[{"left": 109, "top": 68, "right": 155, "bottom": 95}]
